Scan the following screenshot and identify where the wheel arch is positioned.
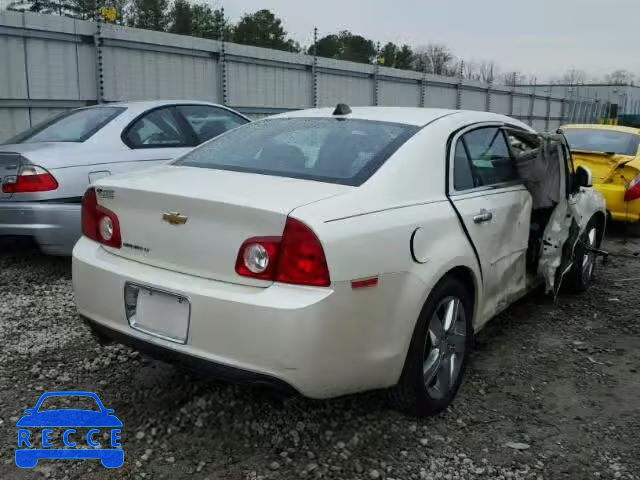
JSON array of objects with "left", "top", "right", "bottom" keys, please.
[{"left": 396, "top": 263, "right": 480, "bottom": 382}]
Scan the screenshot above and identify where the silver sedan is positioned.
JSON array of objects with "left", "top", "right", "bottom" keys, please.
[{"left": 0, "top": 100, "right": 249, "bottom": 255}]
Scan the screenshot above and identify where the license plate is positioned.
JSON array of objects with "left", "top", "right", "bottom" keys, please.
[{"left": 127, "top": 286, "right": 190, "bottom": 344}]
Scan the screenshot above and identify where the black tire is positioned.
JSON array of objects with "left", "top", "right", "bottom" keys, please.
[
  {"left": 565, "top": 217, "right": 601, "bottom": 293},
  {"left": 388, "top": 276, "right": 473, "bottom": 417}
]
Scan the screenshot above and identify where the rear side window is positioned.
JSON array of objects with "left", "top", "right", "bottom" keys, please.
[
  {"left": 175, "top": 118, "right": 419, "bottom": 186},
  {"left": 453, "top": 139, "right": 474, "bottom": 190},
  {"left": 124, "top": 107, "right": 189, "bottom": 148},
  {"left": 5, "top": 107, "right": 125, "bottom": 144},
  {"left": 177, "top": 105, "right": 248, "bottom": 143},
  {"left": 463, "top": 127, "right": 517, "bottom": 186}
]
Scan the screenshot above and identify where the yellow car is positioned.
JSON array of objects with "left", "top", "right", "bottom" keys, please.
[{"left": 561, "top": 124, "right": 640, "bottom": 233}]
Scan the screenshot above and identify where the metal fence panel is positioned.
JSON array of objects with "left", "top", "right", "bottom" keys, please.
[
  {"left": 378, "top": 80, "right": 420, "bottom": 107},
  {"left": 0, "top": 35, "right": 27, "bottom": 98},
  {"left": 550, "top": 101, "right": 562, "bottom": 119},
  {"left": 533, "top": 98, "right": 547, "bottom": 117},
  {"left": 26, "top": 38, "right": 80, "bottom": 99},
  {"left": 227, "top": 61, "right": 312, "bottom": 108},
  {"left": 102, "top": 47, "right": 219, "bottom": 101},
  {"left": 460, "top": 88, "right": 486, "bottom": 111},
  {"left": 317, "top": 72, "right": 373, "bottom": 107},
  {"left": 425, "top": 85, "right": 457, "bottom": 109},
  {"left": 513, "top": 95, "right": 530, "bottom": 117},
  {"left": 491, "top": 92, "right": 510, "bottom": 115}
]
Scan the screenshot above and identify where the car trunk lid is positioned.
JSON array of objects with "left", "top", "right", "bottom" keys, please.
[
  {"left": 95, "top": 166, "right": 351, "bottom": 285},
  {"left": 571, "top": 150, "right": 635, "bottom": 183}
]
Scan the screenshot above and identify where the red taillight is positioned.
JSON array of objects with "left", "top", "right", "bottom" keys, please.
[
  {"left": 1, "top": 165, "right": 58, "bottom": 193},
  {"left": 235, "top": 217, "right": 330, "bottom": 287},
  {"left": 81, "top": 188, "right": 122, "bottom": 248},
  {"left": 276, "top": 218, "right": 330, "bottom": 287},
  {"left": 625, "top": 175, "right": 640, "bottom": 202},
  {"left": 234, "top": 237, "right": 280, "bottom": 280}
]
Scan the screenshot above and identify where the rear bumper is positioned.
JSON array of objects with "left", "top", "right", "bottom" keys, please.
[
  {"left": 0, "top": 201, "right": 80, "bottom": 255},
  {"left": 72, "top": 237, "right": 424, "bottom": 399},
  {"left": 82, "top": 315, "right": 297, "bottom": 395}
]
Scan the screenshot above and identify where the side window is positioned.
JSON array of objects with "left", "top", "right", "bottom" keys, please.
[
  {"left": 177, "top": 105, "right": 248, "bottom": 143},
  {"left": 453, "top": 138, "right": 475, "bottom": 190},
  {"left": 463, "top": 127, "right": 517, "bottom": 186},
  {"left": 124, "top": 107, "right": 188, "bottom": 148}
]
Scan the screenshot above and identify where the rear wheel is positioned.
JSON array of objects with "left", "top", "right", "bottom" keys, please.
[{"left": 388, "top": 276, "right": 473, "bottom": 417}]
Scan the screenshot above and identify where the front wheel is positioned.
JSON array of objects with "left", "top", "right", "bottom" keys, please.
[
  {"left": 565, "top": 218, "right": 600, "bottom": 293},
  {"left": 388, "top": 276, "right": 473, "bottom": 417}
]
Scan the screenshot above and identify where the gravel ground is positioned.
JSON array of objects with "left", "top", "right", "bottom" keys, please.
[{"left": 0, "top": 234, "right": 639, "bottom": 480}]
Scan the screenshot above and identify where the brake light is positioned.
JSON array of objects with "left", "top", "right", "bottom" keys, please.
[
  {"left": 625, "top": 175, "right": 640, "bottom": 202},
  {"left": 81, "top": 188, "right": 122, "bottom": 248},
  {"left": 1, "top": 165, "right": 58, "bottom": 193},
  {"left": 235, "top": 217, "right": 330, "bottom": 287},
  {"left": 276, "top": 218, "right": 330, "bottom": 286}
]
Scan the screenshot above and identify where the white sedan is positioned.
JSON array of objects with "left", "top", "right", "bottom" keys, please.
[{"left": 72, "top": 106, "right": 606, "bottom": 416}]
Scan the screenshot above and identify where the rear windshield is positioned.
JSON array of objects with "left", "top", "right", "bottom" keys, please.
[
  {"left": 562, "top": 128, "right": 640, "bottom": 156},
  {"left": 175, "top": 118, "right": 420, "bottom": 186},
  {"left": 5, "top": 107, "right": 125, "bottom": 144}
]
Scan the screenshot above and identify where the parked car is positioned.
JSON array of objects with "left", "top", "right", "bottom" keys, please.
[
  {"left": 0, "top": 100, "right": 250, "bottom": 254},
  {"left": 560, "top": 124, "right": 640, "bottom": 234},
  {"left": 73, "top": 106, "right": 606, "bottom": 416}
]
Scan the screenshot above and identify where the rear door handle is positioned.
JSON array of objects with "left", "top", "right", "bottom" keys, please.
[{"left": 473, "top": 209, "right": 493, "bottom": 224}]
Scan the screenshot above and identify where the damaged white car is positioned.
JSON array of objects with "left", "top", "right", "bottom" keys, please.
[{"left": 72, "top": 106, "right": 606, "bottom": 417}]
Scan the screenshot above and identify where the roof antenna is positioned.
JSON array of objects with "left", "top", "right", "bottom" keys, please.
[{"left": 333, "top": 103, "right": 352, "bottom": 116}]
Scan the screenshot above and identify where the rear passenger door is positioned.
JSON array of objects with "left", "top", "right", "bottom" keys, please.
[{"left": 448, "top": 125, "right": 532, "bottom": 324}]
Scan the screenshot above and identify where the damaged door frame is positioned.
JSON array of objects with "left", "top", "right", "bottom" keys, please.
[{"left": 445, "top": 121, "right": 534, "bottom": 325}]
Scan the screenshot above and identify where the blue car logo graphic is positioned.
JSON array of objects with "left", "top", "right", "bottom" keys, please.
[{"left": 15, "top": 391, "right": 123, "bottom": 468}]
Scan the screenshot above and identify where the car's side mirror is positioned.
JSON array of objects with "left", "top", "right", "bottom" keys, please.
[
  {"left": 575, "top": 165, "right": 593, "bottom": 188},
  {"left": 104, "top": 409, "right": 115, "bottom": 414},
  {"left": 23, "top": 409, "right": 34, "bottom": 414}
]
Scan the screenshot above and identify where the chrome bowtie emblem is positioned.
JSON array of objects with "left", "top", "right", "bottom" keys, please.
[{"left": 162, "top": 212, "right": 188, "bottom": 225}]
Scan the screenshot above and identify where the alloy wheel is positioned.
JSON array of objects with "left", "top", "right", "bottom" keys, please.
[
  {"left": 423, "top": 296, "right": 467, "bottom": 399},
  {"left": 582, "top": 227, "right": 597, "bottom": 284}
]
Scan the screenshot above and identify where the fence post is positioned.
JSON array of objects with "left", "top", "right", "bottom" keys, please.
[
  {"left": 485, "top": 80, "right": 492, "bottom": 112},
  {"left": 528, "top": 78, "right": 536, "bottom": 126},
  {"left": 373, "top": 42, "right": 380, "bottom": 106},
  {"left": 545, "top": 95, "right": 551, "bottom": 131},
  {"left": 216, "top": 8, "right": 228, "bottom": 106},
  {"left": 312, "top": 27, "right": 318, "bottom": 108},
  {"left": 509, "top": 72, "right": 516, "bottom": 116},
  {"left": 419, "top": 68, "right": 427, "bottom": 108},
  {"left": 456, "top": 61, "right": 463, "bottom": 109},
  {"left": 94, "top": 7, "right": 104, "bottom": 103}
]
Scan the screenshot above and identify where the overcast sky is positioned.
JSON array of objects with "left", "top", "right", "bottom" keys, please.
[{"left": 222, "top": 0, "right": 638, "bottom": 81}]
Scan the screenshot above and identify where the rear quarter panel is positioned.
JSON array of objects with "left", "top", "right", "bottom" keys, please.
[
  {"left": 596, "top": 160, "right": 640, "bottom": 223},
  {"left": 293, "top": 196, "right": 481, "bottom": 386}
]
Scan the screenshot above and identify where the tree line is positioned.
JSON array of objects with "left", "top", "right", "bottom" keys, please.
[{"left": 4, "top": 0, "right": 637, "bottom": 86}]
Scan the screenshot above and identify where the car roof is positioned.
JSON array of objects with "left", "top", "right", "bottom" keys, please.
[
  {"left": 104, "top": 99, "right": 223, "bottom": 109},
  {"left": 271, "top": 107, "right": 515, "bottom": 127},
  {"left": 562, "top": 124, "right": 640, "bottom": 135}
]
